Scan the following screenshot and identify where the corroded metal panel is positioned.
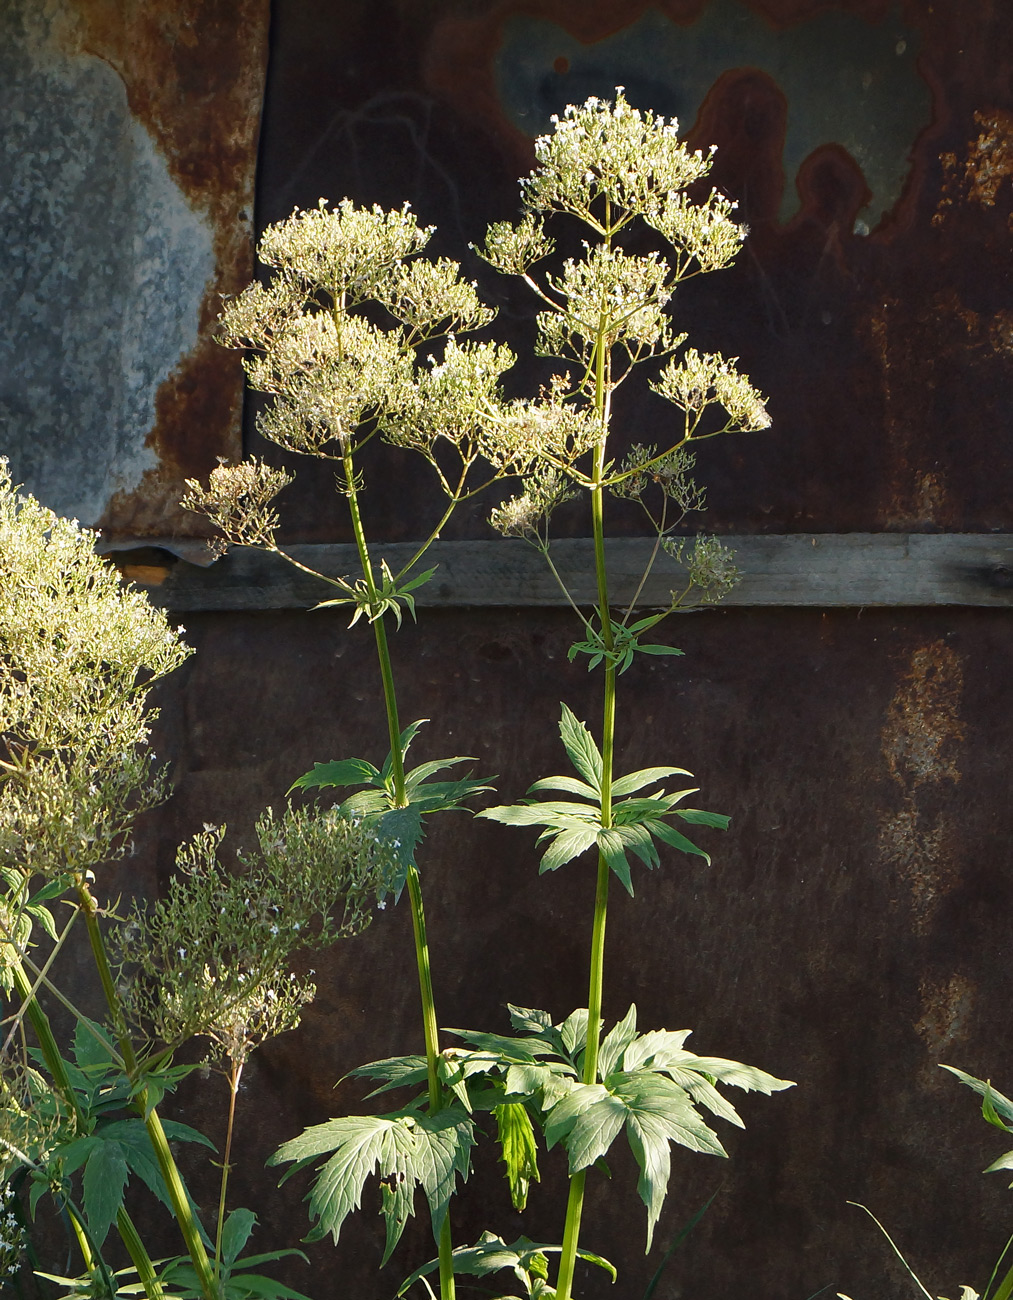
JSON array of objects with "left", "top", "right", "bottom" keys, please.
[
  {"left": 0, "top": 0, "right": 269, "bottom": 537},
  {"left": 257, "top": 0, "right": 1013, "bottom": 539},
  {"left": 132, "top": 605, "right": 1013, "bottom": 1300}
]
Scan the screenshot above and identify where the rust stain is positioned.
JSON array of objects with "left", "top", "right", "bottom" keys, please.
[
  {"left": 965, "top": 109, "right": 1013, "bottom": 206},
  {"left": 868, "top": 287, "right": 1013, "bottom": 529},
  {"left": 56, "top": 1, "right": 270, "bottom": 540},
  {"left": 914, "top": 972, "right": 974, "bottom": 1054},
  {"left": 934, "top": 108, "right": 1013, "bottom": 225},
  {"left": 882, "top": 642, "right": 964, "bottom": 787},
  {"left": 878, "top": 641, "right": 964, "bottom": 931},
  {"left": 426, "top": 0, "right": 905, "bottom": 206}
]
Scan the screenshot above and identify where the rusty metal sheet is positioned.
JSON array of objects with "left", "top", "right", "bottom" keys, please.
[
  {"left": 256, "top": 0, "right": 1013, "bottom": 540},
  {"left": 0, "top": 0, "right": 269, "bottom": 539},
  {"left": 125, "top": 604, "right": 1013, "bottom": 1300}
]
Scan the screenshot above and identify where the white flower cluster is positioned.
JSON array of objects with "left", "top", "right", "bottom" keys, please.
[{"left": 0, "top": 1184, "right": 22, "bottom": 1282}]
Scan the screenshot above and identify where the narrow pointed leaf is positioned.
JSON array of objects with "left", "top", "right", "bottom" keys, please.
[
  {"left": 558, "top": 704, "right": 602, "bottom": 790},
  {"left": 405, "top": 756, "right": 473, "bottom": 788},
  {"left": 381, "top": 720, "right": 429, "bottom": 782},
  {"left": 611, "top": 767, "right": 692, "bottom": 797},
  {"left": 287, "top": 758, "right": 379, "bottom": 794},
  {"left": 676, "top": 1056, "right": 794, "bottom": 1093},
  {"left": 539, "top": 826, "right": 599, "bottom": 873},
  {"left": 83, "top": 1139, "right": 129, "bottom": 1247},
  {"left": 544, "top": 1083, "right": 612, "bottom": 1153},
  {"left": 528, "top": 774, "right": 601, "bottom": 800},
  {"left": 495, "top": 1103, "right": 540, "bottom": 1210},
  {"left": 221, "top": 1208, "right": 257, "bottom": 1271},
  {"left": 597, "top": 828, "right": 634, "bottom": 895},
  {"left": 598, "top": 1005, "right": 639, "bottom": 1080},
  {"left": 649, "top": 820, "right": 711, "bottom": 864},
  {"left": 675, "top": 809, "right": 731, "bottom": 830},
  {"left": 622, "top": 1030, "right": 694, "bottom": 1073},
  {"left": 941, "top": 1066, "right": 1013, "bottom": 1126}
]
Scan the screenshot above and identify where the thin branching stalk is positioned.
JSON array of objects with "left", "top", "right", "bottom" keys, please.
[
  {"left": 214, "top": 1060, "right": 243, "bottom": 1287},
  {"left": 77, "top": 881, "right": 218, "bottom": 1300},
  {"left": 342, "top": 447, "right": 457, "bottom": 1300}
]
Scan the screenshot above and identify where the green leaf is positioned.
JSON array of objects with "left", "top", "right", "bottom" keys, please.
[
  {"left": 675, "top": 809, "right": 731, "bottom": 830},
  {"left": 272, "top": 1115, "right": 394, "bottom": 1244},
  {"left": 376, "top": 805, "right": 424, "bottom": 898},
  {"left": 83, "top": 1139, "right": 129, "bottom": 1247},
  {"left": 551, "top": 1086, "right": 630, "bottom": 1177},
  {"left": 597, "top": 827, "right": 634, "bottom": 895},
  {"left": 287, "top": 758, "right": 379, "bottom": 795},
  {"left": 345, "top": 1055, "right": 429, "bottom": 1098},
  {"left": 446, "top": 1028, "right": 548, "bottom": 1062},
  {"left": 271, "top": 1107, "right": 473, "bottom": 1260},
  {"left": 539, "top": 826, "right": 599, "bottom": 873},
  {"left": 558, "top": 705, "right": 602, "bottom": 791},
  {"left": 73, "top": 1016, "right": 118, "bottom": 1071},
  {"left": 398, "top": 566, "right": 437, "bottom": 594},
  {"left": 527, "top": 774, "right": 600, "bottom": 801},
  {"left": 611, "top": 767, "right": 692, "bottom": 797},
  {"left": 636, "top": 644, "right": 685, "bottom": 657},
  {"left": 504, "top": 1061, "right": 576, "bottom": 1110},
  {"left": 941, "top": 1066, "right": 1013, "bottom": 1127},
  {"left": 221, "top": 1208, "right": 257, "bottom": 1271},
  {"left": 495, "top": 1103, "right": 540, "bottom": 1211},
  {"left": 55, "top": 1135, "right": 100, "bottom": 1178},
  {"left": 397, "top": 1232, "right": 616, "bottom": 1298},
  {"left": 983, "top": 1149, "right": 1013, "bottom": 1174},
  {"left": 410, "top": 776, "right": 496, "bottom": 813},
  {"left": 613, "top": 1071, "right": 726, "bottom": 1250},
  {"left": 506, "top": 1005, "right": 554, "bottom": 1035},
  {"left": 412, "top": 1109, "right": 475, "bottom": 1239},
  {"left": 27, "top": 904, "right": 58, "bottom": 942},
  {"left": 676, "top": 1055, "right": 794, "bottom": 1094},
  {"left": 382, "top": 721, "right": 429, "bottom": 783},
  {"left": 649, "top": 819, "right": 712, "bottom": 864},
  {"left": 559, "top": 1009, "right": 592, "bottom": 1060},
  {"left": 598, "top": 1005, "right": 639, "bottom": 1079},
  {"left": 223, "top": 1270, "right": 313, "bottom": 1300},
  {"left": 621, "top": 1029, "right": 694, "bottom": 1073},
  {"left": 405, "top": 756, "right": 473, "bottom": 788},
  {"left": 339, "top": 789, "right": 390, "bottom": 816}
]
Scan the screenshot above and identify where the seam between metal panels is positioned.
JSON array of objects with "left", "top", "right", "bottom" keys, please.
[{"left": 99, "top": 534, "right": 1013, "bottom": 611}]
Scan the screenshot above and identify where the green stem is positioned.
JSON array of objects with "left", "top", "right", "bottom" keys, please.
[
  {"left": 556, "top": 349, "right": 617, "bottom": 1300},
  {"left": 992, "top": 1258, "right": 1013, "bottom": 1300},
  {"left": 214, "top": 1061, "right": 243, "bottom": 1287},
  {"left": 343, "top": 448, "right": 456, "bottom": 1300},
  {"left": 76, "top": 884, "right": 218, "bottom": 1300}
]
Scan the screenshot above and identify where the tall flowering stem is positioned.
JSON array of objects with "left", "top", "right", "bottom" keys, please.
[
  {"left": 342, "top": 443, "right": 457, "bottom": 1300},
  {"left": 477, "top": 91, "right": 776, "bottom": 1298}
]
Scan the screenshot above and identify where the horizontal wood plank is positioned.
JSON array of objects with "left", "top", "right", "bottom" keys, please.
[{"left": 124, "top": 535, "right": 1013, "bottom": 611}]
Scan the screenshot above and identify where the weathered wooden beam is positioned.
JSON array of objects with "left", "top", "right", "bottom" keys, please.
[{"left": 112, "top": 534, "right": 1013, "bottom": 611}]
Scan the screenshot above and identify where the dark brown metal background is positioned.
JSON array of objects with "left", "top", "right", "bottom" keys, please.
[{"left": 12, "top": 2, "right": 1013, "bottom": 1298}]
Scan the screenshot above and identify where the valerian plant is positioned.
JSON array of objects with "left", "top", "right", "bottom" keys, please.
[
  {"left": 183, "top": 198, "right": 537, "bottom": 1300},
  {"left": 185, "top": 90, "right": 792, "bottom": 1300},
  {"left": 431, "top": 90, "right": 789, "bottom": 1298},
  {"left": 0, "top": 463, "right": 392, "bottom": 1300}
]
